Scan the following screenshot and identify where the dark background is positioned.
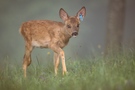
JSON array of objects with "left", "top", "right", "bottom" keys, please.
[{"left": 0, "top": 0, "right": 135, "bottom": 61}]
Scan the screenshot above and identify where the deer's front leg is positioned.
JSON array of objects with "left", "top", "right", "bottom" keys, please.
[
  {"left": 59, "top": 50, "right": 67, "bottom": 75},
  {"left": 50, "top": 45, "right": 67, "bottom": 75},
  {"left": 54, "top": 53, "right": 60, "bottom": 75}
]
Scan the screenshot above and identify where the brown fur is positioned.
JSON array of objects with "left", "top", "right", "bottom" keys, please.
[{"left": 20, "top": 7, "right": 86, "bottom": 77}]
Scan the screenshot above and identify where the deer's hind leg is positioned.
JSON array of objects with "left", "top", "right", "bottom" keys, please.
[{"left": 23, "top": 42, "right": 33, "bottom": 77}]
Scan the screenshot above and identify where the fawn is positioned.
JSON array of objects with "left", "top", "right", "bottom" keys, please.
[{"left": 19, "top": 6, "right": 86, "bottom": 77}]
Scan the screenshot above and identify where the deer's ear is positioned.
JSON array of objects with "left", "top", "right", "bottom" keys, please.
[
  {"left": 76, "top": 6, "right": 86, "bottom": 21},
  {"left": 59, "top": 8, "right": 69, "bottom": 21}
]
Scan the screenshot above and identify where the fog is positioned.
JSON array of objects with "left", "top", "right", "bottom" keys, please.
[{"left": 0, "top": 0, "right": 135, "bottom": 62}]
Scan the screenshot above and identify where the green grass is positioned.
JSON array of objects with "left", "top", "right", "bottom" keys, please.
[{"left": 0, "top": 52, "right": 135, "bottom": 90}]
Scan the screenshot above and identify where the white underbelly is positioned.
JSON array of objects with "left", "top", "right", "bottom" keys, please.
[{"left": 32, "top": 40, "right": 49, "bottom": 48}]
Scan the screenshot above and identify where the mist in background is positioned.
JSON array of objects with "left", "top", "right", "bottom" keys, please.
[{"left": 0, "top": 0, "right": 135, "bottom": 62}]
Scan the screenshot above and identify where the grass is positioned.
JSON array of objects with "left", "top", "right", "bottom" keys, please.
[{"left": 0, "top": 52, "right": 135, "bottom": 90}]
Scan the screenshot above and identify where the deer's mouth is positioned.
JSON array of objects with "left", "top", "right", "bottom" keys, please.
[{"left": 72, "top": 32, "right": 78, "bottom": 37}]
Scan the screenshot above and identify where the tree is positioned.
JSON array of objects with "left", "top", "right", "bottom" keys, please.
[{"left": 105, "top": 0, "right": 126, "bottom": 56}]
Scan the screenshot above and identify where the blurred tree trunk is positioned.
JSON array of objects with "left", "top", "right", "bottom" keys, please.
[{"left": 105, "top": 0, "right": 126, "bottom": 56}]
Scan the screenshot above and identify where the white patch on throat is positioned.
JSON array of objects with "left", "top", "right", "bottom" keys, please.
[{"left": 72, "top": 35, "right": 77, "bottom": 38}]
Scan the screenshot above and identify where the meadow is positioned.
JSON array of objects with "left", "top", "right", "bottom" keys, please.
[{"left": 0, "top": 51, "right": 135, "bottom": 90}]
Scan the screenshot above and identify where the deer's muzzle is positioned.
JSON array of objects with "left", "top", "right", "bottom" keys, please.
[{"left": 72, "top": 32, "right": 78, "bottom": 37}]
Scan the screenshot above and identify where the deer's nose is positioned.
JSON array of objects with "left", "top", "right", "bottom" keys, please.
[{"left": 72, "top": 31, "right": 78, "bottom": 37}]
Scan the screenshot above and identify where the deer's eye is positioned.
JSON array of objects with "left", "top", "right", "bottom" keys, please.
[
  {"left": 67, "top": 25, "right": 71, "bottom": 28},
  {"left": 77, "top": 24, "right": 79, "bottom": 27}
]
